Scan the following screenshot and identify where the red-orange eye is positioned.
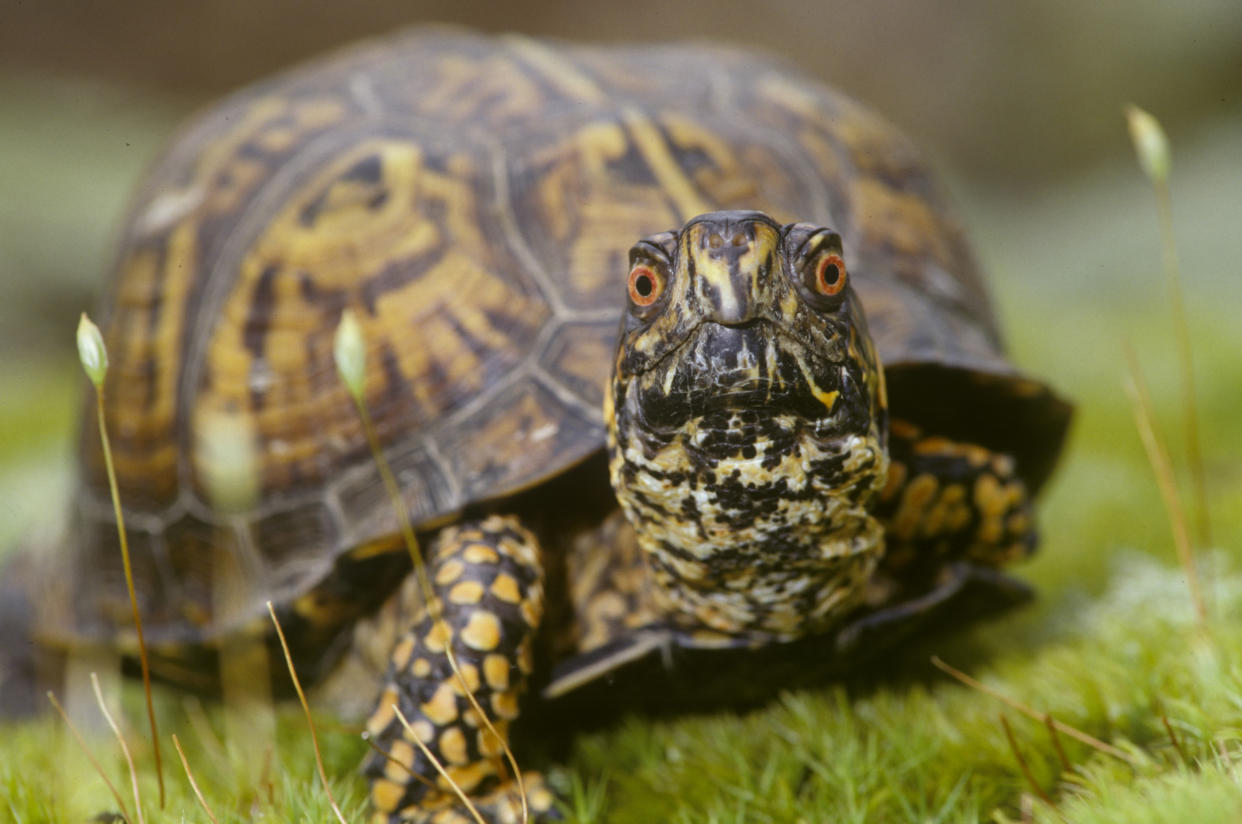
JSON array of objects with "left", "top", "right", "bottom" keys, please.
[
  {"left": 814, "top": 253, "right": 847, "bottom": 296},
  {"left": 628, "top": 264, "right": 663, "bottom": 307}
]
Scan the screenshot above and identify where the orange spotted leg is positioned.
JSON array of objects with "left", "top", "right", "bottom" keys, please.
[
  {"left": 361, "top": 515, "right": 556, "bottom": 823},
  {"left": 875, "top": 419, "right": 1037, "bottom": 579}
]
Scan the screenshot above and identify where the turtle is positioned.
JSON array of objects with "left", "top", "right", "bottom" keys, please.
[{"left": 11, "top": 27, "right": 1071, "bottom": 824}]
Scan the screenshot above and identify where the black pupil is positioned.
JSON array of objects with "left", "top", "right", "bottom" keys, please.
[
  {"left": 634, "top": 273, "right": 654, "bottom": 297},
  {"left": 822, "top": 262, "right": 840, "bottom": 286}
]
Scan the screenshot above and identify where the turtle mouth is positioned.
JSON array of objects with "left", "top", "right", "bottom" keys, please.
[{"left": 625, "top": 320, "right": 869, "bottom": 433}]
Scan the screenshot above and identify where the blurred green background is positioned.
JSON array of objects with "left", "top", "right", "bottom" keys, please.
[{"left": 2, "top": 3, "right": 1242, "bottom": 820}]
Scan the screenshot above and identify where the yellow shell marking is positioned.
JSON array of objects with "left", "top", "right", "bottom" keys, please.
[
  {"left": 197, "top": 135, "right": 549, "bottom": 493},
  {"left": 507, "top": 35, "right": 606, "bottom": 103},
  {"left": 621, "top": 108, "right": 712, "bottom": 220}
]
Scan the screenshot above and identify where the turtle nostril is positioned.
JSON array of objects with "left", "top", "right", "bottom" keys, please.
[{"left": 731, "top": 233, "right": 747, "bottom": 247}]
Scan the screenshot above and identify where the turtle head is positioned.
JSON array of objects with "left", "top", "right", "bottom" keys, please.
[
  {"left": 610, "top": 210, "right": 885, "bottom": 450},
  {"left": 605, "top": 210, "right": 889, "bottom": 639}
]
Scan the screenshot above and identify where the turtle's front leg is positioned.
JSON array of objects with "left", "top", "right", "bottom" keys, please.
[
  {"left": 874, "top": 418, "right": 1037, "bottom": 576},
  {"left": 361, "top": 515, "right": 556, "bottom": 823}
]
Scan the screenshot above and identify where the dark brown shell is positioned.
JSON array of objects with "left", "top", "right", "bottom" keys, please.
[{"left": 49, "top": 28, "right": 1068, "bottom": 647}]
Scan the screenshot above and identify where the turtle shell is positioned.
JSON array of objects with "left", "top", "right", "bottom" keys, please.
[{"left": 48, "top": 28, "right": 1069, "bottom": 653}]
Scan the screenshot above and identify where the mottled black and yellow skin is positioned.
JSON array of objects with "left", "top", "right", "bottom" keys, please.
[
  {"left": 607, "top": 213, "right": 888, "bottom": 641},
  {"left": 13, "top": 28, "right": 1074, "bottom": 824}
]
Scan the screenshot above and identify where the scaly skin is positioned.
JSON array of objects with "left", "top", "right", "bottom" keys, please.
[{"left": 608, "top": 212, "right": 888, "bottom": 641}]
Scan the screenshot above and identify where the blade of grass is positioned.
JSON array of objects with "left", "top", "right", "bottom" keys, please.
[
  {"left": 90, "top": 673, "right": 146, "bottom": 824},
  {"left": 931, "top": 657, "right": 1136, "bottom": 763},
  {"left": 1043, "top": 714, "right": 1072, "bottom": 772},
  {"left": 1161, "top": 715, "right": 1188, "bottom": 763},
  {"left": 77, "top": 313, "right": 164, "bottom": 807},
  {"left": 1000, "top": 715, "right": 1063, "bottom": 821},
  {"left": 1122, "top": 344, "right": 1207, "bottom": 629},
  {"left": 1125, "top": 104, "right": 1210, "bottom": 548},
  {"left": 171, "top": 734, "right": 220, "bottom": 824},
  {"left": 267, "top": 601, "right": 348, "bottom": 824},
  {"left": 47, "top": 691, "right": 133, "bottom": 824},
  {"left": 181, "top": 696, "right": 227, "bottom": 769}
]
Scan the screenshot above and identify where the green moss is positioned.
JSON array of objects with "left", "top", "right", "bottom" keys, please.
[{"left": 11, "top": 553, "right": 1242, "bottom": 821}]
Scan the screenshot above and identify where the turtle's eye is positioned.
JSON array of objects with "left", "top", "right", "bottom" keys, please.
[
  {"left": 811, "top": 251, "right": 847, "bottom": 297},
  {"left": 786, "top": 225, "right": 847, "bottom": 305},
  {"left": 628, "top": 263, "right": 664, "bottom": 308}
]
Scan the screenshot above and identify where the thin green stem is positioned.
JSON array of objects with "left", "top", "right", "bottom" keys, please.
[
  {"left": 267, "top": 602, "right": 349, "bottom": 824},
  {"left": 352, "top": 398, "right": 529, "bottom": 823},
  {"left": 95, "top": 392, "right": 164, "bottom": 807},
  {"left": 48, "top": 691, "right": 133, "bottom": 824},
  {"left": 1154, "top": 180, "right": 1210, "bottom": 549},
  {"left": 1123, "top": 345, "right": 1207, "bottom": 630}
]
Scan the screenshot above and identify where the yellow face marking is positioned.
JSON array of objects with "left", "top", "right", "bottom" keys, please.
[
  {"left": 460, "top": 612, "right": 502, "bottom": 651},
  {"left": 684, "top": 220, "right": 781, "bottom": 323},
  {"left": 789, "top": 350, "right": 840, "bottom": 413},
  {"left": 411, "top": 657, "right": 431, "bottom": 678},
  {"left": 810, "top": 386, "right": 840, "bottom": 412},
  {"left": 489, "top": 573, "right": 522, "bottom": 604}
]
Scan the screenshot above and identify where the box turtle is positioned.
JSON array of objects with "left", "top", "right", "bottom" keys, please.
[{"left": 14, "top": 27, "right": 1071, "bottom": 823}]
